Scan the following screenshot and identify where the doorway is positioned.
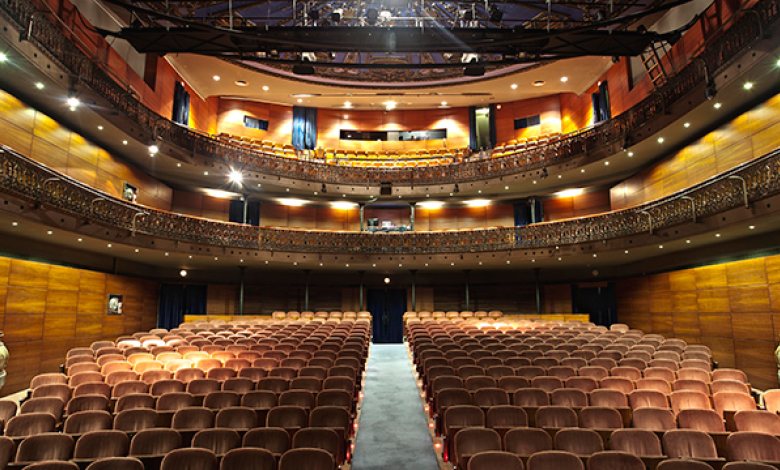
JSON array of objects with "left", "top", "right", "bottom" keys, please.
[
  {"left": 367, "top": 288, "right": 406, "bottom": 343},
  {"left": 475, "top": 107, "right": 491, "bottom": 150},
  {"left": 571, "top": 283, "right": 617, "bottom": 326}
]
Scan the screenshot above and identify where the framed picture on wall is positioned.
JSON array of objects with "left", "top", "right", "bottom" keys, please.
[{"left": 107, "top": 294, "right": 123, "bottom": 315}]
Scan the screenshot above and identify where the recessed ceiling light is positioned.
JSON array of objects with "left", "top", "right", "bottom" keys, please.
[
  {"left": 343, "top": 101, "right": 352, "bottom": 109},
  {"left": 46, "top": 230, "right": 53, "bottom": 235},
  {"left": 179, "top": 269, "right": 188, "bottom": 277},
  {"left": 504, "top": 186, "right": 509, "bottom": 190},
  {"left": 683, "top": 122, "right": 691, "bottom": 128},
  {"left": 743, "top": 81, "right": 754, "bottom": 90},
  {"left": 557, "top": 174, "right": 562, "bottom": 179},
  {"left": 148, "top": 144, "right": 159, "bottom": 155},
  {"left": 510, "top": 83, "right": 518, "bottom": 90},
  {"left": 77, "top": 238, "right": 83, "bottom": 242},
  {"left": 11, "top": 221, "right": 18, "bottom": 227},
  {"left": 628, "top": 151, "right": 634, "bottom": 157},
  {"left": 624, "top": 250, "right": 629, "bottom": 254},
  {"left": 384, "top": 100, "right": 397, "bottom": 110},
  {"left": 592, "top": 253, "right": 597, "bottom": 258},
  {"left": 532, "top": 80, "right": 545, "bottom": 87},
  {"left": 604, "top": 161, "right": 610, "bottom": 166},
  {"left": 66, "top": 97, "right": 80, "bottom": 110},
  {"left": 749, "top": 225, "right": 756, "bottom": 230},
  {"left": 214, "top": 257, "right": 219, "bottom": 261},
  {"left": 532, "top": 180, "right": 537, "bottom": 184},
  {"left": 203, "top": 171, "right": 209, "bottom": 176},
  {"left": 235, "top": 80, "right": 248, "bottom": 87},
  {"left": 557, "top": 257, "right": 562, "bottom": 261},
  {"left": 345, "top": 263, "right": 350, "bottom": 267},
  {"left": 686, "top": 239, "right": 691, "bottom": 244},
  {"left": 296, "top": 98, "right": 303, "bottom": 103},
  {"left": 531, "top": 259, "right": 536, "bottom": 263},
  {"left": 658, "top": 244, "right": 664, "bottom": 249},
  {"left": 506, "top": 260, "right": 511, "bottom": 264},
  {"left": 97, "top": 125, "right": 104, "bottom": 131},
  {"left": 560, "top": 76, "right": 569, "bottom": 83},
  {"left": 107, "top": 243, "right": 112, "bottom": 248},
  {"left": 318, "top": 262, "right": 322, "bottom": 266},
  {"left": 713, "top": 102, "right": 722, "bottom": 109},
  {"left": 262, "top": 85, "right": 269, "bottom": 91},
  {"left": 715, "top": 233, "right": 721, "bottom": 238},
  {"left": 122, "top": 140, "right": 128, "bottom": 145},
  {"left": 777, "top": 58, "right": 780, "bottom": 68},
  {"left": 581, "top": 169, "right": 585, "bottom": 173},
  {"left": 372, "top": 263, "right": 376, "bottom": 267},
  {"left": 176, "top": 163, "right": 182, "bottom": 167},
  {"left": 440, "top": 101, "right": 448, "bottom": 107},
  {"left": 212, "top": 75, "right": 221, "bottom": 81},
  {"left": 188, "top": 255, "right": 192, "bottom": 259},
  {"left": 34, "top": 82, "right": 44, "bottom": 90},
  {"left": 293, "top": 262, "right": 298, "bottom": 266},
  {"left": 450, "top": 262, "right": 455, "bottom": 266},
  {"left": 657, "top": 137, "right": 665, "bottom": 144},
  {"left": 134, "top": 248, "right": 140, "bottom": 253},
  {"left": 424, "top": 263, "right": 429, "bottom": 267},
  {"left": 398, "top": 263, "right": 403, "bottom": 267},
  {"left": 264, "top": 260, "right": 268, "bottom": 264},
  {"left": 164, "top": 252, "right": 169, "bottom": 256},
  {"left": 0, "top": 52, "right": 8, "bottom": 62}
]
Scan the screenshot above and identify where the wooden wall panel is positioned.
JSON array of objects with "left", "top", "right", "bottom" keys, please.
[
  {"left": 616, "top": 251, "right": 780, "bottom": 390},
  {"left": 543, "top": 190, "right": 611, "bottom": 221},
  {"left": 0, "top": 256, "right": 159, "bottom": 393},
  {"left": 611, "top": 93, "right": 780, "bottom": 209},
  {"left": 0, "top": 90, "right": 173, "bottom": 211}
]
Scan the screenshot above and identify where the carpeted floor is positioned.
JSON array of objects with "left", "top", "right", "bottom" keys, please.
[{"left": 351, "top": 344, "right": 440, "bottom": 470}]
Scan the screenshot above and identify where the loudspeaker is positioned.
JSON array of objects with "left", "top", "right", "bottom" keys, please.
[{"left": 380, "top": 182, "right": 392, "bottom": 196}]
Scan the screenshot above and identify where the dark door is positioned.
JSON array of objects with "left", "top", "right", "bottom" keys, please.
[
  {"left": 572, "top": 283, "right": 617, "bottom": 326},
  {"left": 367, "top": 288, "right": 406, "bottom": 343}
]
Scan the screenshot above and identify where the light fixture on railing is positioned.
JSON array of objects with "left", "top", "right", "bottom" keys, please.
[
  {"left": 66, "top": 96, "right": 80, "bottom": 111},
  {"left": 148, "top": 144, "right": 159, "bottom": 156},
  {"left": 228, "top": 169, "right": 243, "bottom": 185}
]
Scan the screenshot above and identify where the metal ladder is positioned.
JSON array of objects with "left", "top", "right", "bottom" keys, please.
[{"left": 641, "top": 40, "right": 672, "bottom": 88}]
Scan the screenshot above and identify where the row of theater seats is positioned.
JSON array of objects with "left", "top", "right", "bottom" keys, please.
[
  {"left": 489, "top": 133, "right": 564, "bottom": 159},
  {"left": 0, "top": 318, "right": 368, "bottom": 469},
  {"left": 403, "top": 311, "right": 504, "bottom": 322},
  {"left": 212, "top": 132, "right": 468, "bottom": 167},
  {"left": 270, "top": 311, "right": 372, "bottom": 321},
  {"left": 408, "top": 319, "right": 780, "bottom": 469}
]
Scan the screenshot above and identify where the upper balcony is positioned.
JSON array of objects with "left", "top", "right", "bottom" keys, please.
[{"left": 0, "top": 0, "right": 778, "bottom": 200}]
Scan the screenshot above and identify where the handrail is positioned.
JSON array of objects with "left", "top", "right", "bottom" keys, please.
[
  {"left": 1, "top": 144, "right": 779, "bottom": 254},
  {"left": 0, "top": 0, "right": 776, "bottom": 186}
]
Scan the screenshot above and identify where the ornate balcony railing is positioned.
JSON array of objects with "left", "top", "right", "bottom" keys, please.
[
  {"left": 0, "top": 0, "right": 776, "bottom": 186},
  {"left": 1, "top": 145, "right": 779, "bottom": 255}
]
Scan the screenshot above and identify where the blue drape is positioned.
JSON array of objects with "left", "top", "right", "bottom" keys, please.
[
  {"left": 229, "top": 200, "right": 260, "bottom": 226},
  {"left": 158, "top": 284, "right": 207, "bottom": 329},
  {"left": 488, "top": 104, "right": 497, "bottom": 149},
  {"left": 468, "top": 106, "right": 478, "bottom": 151},
  {"left": 368, "top": 288, "right": 406, "bottom": 343},
  {"left": 599, "top": 81, "right": 611, "bottom": 120},
  {"left": 172, "top": 82, "right": 190, "bottom": 126},
  {"left": 292, "top": 106, "right": 317, "bottom": 150}
]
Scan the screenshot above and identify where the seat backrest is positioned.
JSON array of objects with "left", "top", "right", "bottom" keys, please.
[
  {"left": 453, "top": 428, "right": 502, "bottom": 467},
  {"left": 555, "top": 428, "right": 603, "bottom": 456},
  {"left": 656, "top": 459, "right": 715, "bottom": 470},
  {"left": 535, "top": 406, "right": 578, "bottom": 428},
  {"left": 632, "top": 408, "right": 676, "bottom": 431},
  {"left": 504, "top": 428, "right": 552, "bottom": 457},
  {"left": 662, "top": 430, "right": 718, "bottom": 459},
  {"left": 726, "top": 431, "right": 780, "bottom": 462},
  {"left": 609, "top": 429, "right": 663, "bottom": 457},
  {"left": 527, "top": 450, "right": 584, "bottom": 470},
  {"left": 587, "top": 451, "right": 645, "bottom": 470},
  {"left": 242, "top": 427, "right": 291, "bottom": 455},
  {"left": 734, "top": 410, "right": 780, "bottom": 434},
  {"left": 129, "top": 428, "right": 183, "bottom": 455},
  {"left": 16, "top": 432, "right": 75, "bottom": 462},
  {"left": 219, "top": 448, "right": 276, "bottom": 470},
  {"left": 160, "top": 448, "right": 218, "bottom": 470},
  {"left": 677, "top": 409, "right": 726, "bottom": 433},
  {"left": 192, "top": 428, "right": 241, "bottom": 455},
  {"left": 467, "top": 451, "right": 524, "bottom": 470},
  {"left": 74, "top": 430, "right": 130, "bottom": 459},
  {"left": 580, "top": 406, "right": 623, "bottom": 430},
  {"left": 84, "top": 457, "right": 145, "bottom": 470},
  {"left": 279, "top": 448, "right": 334, "bottom": 470}
]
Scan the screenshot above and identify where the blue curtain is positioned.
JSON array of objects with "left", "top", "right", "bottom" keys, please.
[
  {"left": 158, "top": 284, "right": 207, "bottom": 329},
  {"left": 468, "top": 106, "right": 478, "bottom": 151},
  {"left": 488, "top": 104, "right": 497, "bottom": 148},
  {"left": 172, "top": 82, "right": 190, "bottom": 126},
  {"left": 598, "top": 81, "right": 611, "bottom": 120},
  {"left": 367, "top": 288, "right": 406, "bottom": 343},
  {"left": 292, "top": 106, "right": 317, "bottom": 150},
  {"left": 592, "top": 81, "right": 611, "bottom": 123}
]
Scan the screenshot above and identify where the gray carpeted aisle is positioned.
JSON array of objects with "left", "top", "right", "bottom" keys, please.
[{"left": 351, "top": 344, "right": 439, "bottom": 470}]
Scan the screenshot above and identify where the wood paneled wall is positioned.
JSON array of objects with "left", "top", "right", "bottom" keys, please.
[
  {"left": 611, "top": 93, "right": 780, "bottom": 209},
  {"left": 171, "top": 190, "right": 231, "bottom": 222},
  {"left": 0, "top": 256, "right": 159, "bottom": 393},
  {"left": 494, "top": 96, "right": 563, "bottom": 143},
  {"left": 216, "top": 99, "right": 294, "bottom": 146},
  {"left": 616, "top": 253, "right": 780, "bottom": 390},
  {"left": 543, "top": 189, "right": 611, "bottom": 221},
  {"left": 0, "top": 90, "right": 173, "bottom": 210}
]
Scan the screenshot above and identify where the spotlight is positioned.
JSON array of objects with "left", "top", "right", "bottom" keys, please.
[
  {"left": 179, "top": 269, "right": 188, "bottom": 278},
  {"left": 384, "top": 277, "right": 390, "bottom": 285},
  {"left": 35, "top": 82, "right": 45, "bottom": 90},
  {"left": 228, "top": 169, "right": 244, "bottom": 185},
  {"left": 366, "top": 7, "right": 379, "bottom": 25},
  {"left": 743, "top": 81, "right": 754, "bottom": 90},
  {"left": 148, "top": 144, "right": 159, "bottom": 155},
  {"left": 66, "top": 96, "right": 80, "bottom": 111},
  {"left": 0, "top": 52, "right": 7, "bottom": 62}
]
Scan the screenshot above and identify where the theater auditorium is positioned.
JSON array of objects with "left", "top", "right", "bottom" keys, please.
[{"left": 0, "top": 0, "right": 778, "bottom": 468}]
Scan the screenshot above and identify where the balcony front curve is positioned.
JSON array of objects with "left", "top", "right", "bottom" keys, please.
[
  {"left": 2, "top": 145, "right": 779, "bottom": 259},
  {"left": 0, "top": 0, "right": 777, "bottom": 189}
]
